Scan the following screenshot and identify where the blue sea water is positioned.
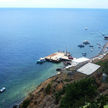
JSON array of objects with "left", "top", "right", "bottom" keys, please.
[{"left": 0, "top": 8, "right": 108, "bottom": 108}]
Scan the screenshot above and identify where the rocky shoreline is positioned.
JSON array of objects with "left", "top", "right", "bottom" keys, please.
[
  {"left": 13, "top": 42, "right": 108, "bottom": 108},
  {"left": 19, "top": 72, "right": 87, "bottom": 108}
]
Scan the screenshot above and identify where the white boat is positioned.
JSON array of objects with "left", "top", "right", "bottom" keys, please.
[
  {"left": 57, "top": 72, "right": 61, "bottom": 75},
  {"left": 83, "top": 40, "right": 90, "bottom": 45},
  {"left": 37, "top": 58, "right": 46, "bottom": 64},
  {"left": 0, "top": 87, "right": 6, "bottom": 93},
  {"left": 91, "top": 48, "right": 93, "bottom": 52}
]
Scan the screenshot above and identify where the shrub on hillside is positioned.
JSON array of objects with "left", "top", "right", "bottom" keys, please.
[
  {"left": 45, "top": 83, "right": 51, "bottom": 94},
  {"left": 60, "top": 78, "right": 98, "bottom": 108}
]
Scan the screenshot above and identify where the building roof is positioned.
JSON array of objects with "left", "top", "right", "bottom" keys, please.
[
  {"left": 65, "top": 57, "right": 90, "bottom": 69},
  {"left": 77, "top": 62, "right": 100, "bottom": 75},
  {"left": 72, "top": 57, "right": 90, "bottom": 63}
]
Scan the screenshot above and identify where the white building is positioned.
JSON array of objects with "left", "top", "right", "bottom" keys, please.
[
  {"left": 72, "top": 57, "right": 90, "bottom": 65},
  {"left": 77, "top": 62, "right": 101, "bottom": 75},
  {"left": 65, "top": 57, "right": 90, "bottom": 69}
]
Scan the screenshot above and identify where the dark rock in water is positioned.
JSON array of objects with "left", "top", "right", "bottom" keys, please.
[
  {"left": 13, "top": 105, "right": 19, "bottom": 108},
  {"left": 56, "top": 68, "right": 62, "bottom": 71}
]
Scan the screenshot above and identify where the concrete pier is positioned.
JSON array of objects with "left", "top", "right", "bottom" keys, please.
[{"left": 44, "top": 52, "right": 70, "bottom": 63}]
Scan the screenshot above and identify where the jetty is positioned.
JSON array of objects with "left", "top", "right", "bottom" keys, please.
[{"left": 44, "top": 51, "right": 71, "bottom": 63}]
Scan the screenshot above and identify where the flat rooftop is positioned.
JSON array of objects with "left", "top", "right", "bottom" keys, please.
[
  {"left": 45, "top": 52, "right": 69, "bottom": 61},
  {"left": 72, "top": 57, "right": 90, "bottom": 63},
  {"left": 65, "top": 57, "right": 90, "bottom": 69},
  {"left": 77, "top": 62, "right": 100, "bottom": 75},
  {"left": 45, "top": 52, "right": 65, "bottom": 59}
]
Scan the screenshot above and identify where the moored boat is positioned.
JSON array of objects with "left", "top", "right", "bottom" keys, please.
[
  {"left": 89, "top": 45, "right": 94, "bottom": 47},
  {"left": 0, "top": 87, "right": 6, "bottom": 93},
  {"left": 98, "top": 46, "right": 101, "bottom": 48},
  {"left": 104, "top": 36, "right": 108, "bottom": 40},
  {"left": 78, "top": 44, "right": 85, "bottom": 48},
  {"left": 83, "top": 40, "right": 90, "bottom": 45},
  {"left": 37, "top": 58, "right": 46, "bottom": 64},
  {"left": 68, "top": 55, "right": 73, "bottom": 60},
  {"left": 90, "top": 48, "right": 93, "bottom": 52}
]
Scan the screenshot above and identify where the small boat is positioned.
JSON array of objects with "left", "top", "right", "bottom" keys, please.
[
  {"left": 78, "top": 44, "right": 85, "bottom": 48},
  {"left": 104, "top": 36, "right": 108, "bottom": 40},
  {"left": 91, "top": 48, "right": 93, "bottom": 52},
  {"left": 0, "top": 87, "right": 6, "bottom": 93},
  {"left": 68, "top": 56, "right": 73, "bottom": 60},
  {"left": 57, "top": 72, "right": 61, "bottom": 75},
  {"left": 100, "top": 33, "right": 108, "bottom": 39},
  {"left": 97, "top": 43, "right": 101, "bottom": 46},
  {"left": 37, "top": 58, "right": 46, "bottom": 64},
  {"left": 89, "top": 45, "right": 94, "bottom": 48},
  {"left": 82, "top": 52, "right": 87, "bottom": 56},
  {"left": 98, "top": 46, "right": 101, "bottom": 48},
  {"left": 85, "top": 27, "right": 88, "bottom": 30},
  {"left": 83, "top": 40, "right": 90, "bottom": 45}
]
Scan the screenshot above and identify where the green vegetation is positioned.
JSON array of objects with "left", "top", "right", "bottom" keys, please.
[
  {"left": 60, "top": 78, "right": 98, "bottom": 108},
  {"left": 96, "top": 60, "right": 108, "bottom": 82},
  {"left": 54, "top": 78, "right": 98, "bottom": 108},
  {"left": 55, "top": 88, "right": 65, "bottom": 104},
  {"left": 45, "top": 83, "right": 51, "bottom": 94},
  {"left": 104, "top": 105, "right": 108, "bottom": 108},
  {"left": 55, "top": 77, "right": 108, "bottom": 108},
  {"left": 97, "top": 60, "right": 108, "bottom": 75},
  {"left": 64, "top": 78, "right": 71, "bottom": 82},
  {"left": 85, "top": 95, "right": 108, "bottom": 108}
]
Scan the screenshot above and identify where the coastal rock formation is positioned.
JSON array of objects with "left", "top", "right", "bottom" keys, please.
[
  {"left": 19, "top": 72, "right": 86, "bottom": 108},
  {"left": 20, "top": 54, "right": 108, "bottom": 108}
]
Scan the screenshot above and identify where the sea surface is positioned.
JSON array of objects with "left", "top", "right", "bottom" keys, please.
[{"left": 0, "top": 8, "right": 108, "bottom": 108}]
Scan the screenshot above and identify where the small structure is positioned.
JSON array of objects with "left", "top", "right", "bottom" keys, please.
[
  {"left": 77, "top": 62, "right": 100, "bottom": 75},
  {"left": 65, "top": 57, "right": 90, "bottom": 69},
  {"left": 72, "top": 57, "right": 90, "bottom": 66}
]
